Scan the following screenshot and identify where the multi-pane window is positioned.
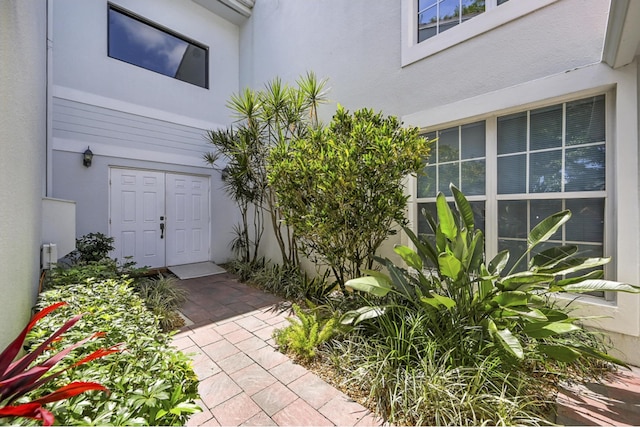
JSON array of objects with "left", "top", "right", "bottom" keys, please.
[
  {"left": 497, "top": 95, "right": 606, "bottom": 273},
  {"left": 417, "top": 122, "right": 486, "bottom": 241},
  {"left": 108, "top": 4, "right": 209, "bottom": 88},
  {"left": 415, "top": 95, "right": 607, "bottom": 294},
  {"left": 417, "top": 0, "right": 509, "bottom": 42}
]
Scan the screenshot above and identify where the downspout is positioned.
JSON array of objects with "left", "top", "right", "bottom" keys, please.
[{"left": 46, "top": 0, "right": 53, "bottom": 197}]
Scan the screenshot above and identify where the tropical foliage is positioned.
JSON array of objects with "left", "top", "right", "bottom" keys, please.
[
  {"left": 0, "top": 302, "right": 116, "bottom": 426},
  {"left": 204, "top": 73, "right": 328, "bottom": 266},
  {"left": 274, "top": 303, "right": 338, "bottom": 361},
  {"left": 268, "top": 105, "right": 432, "bottom": 290},
  {"left": 18, "top": 277, "right": 200, "bottom": 425}
]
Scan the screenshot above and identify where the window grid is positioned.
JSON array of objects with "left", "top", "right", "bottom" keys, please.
[{"left": 414, "top": 94, "right": 609, "bottom": 298}]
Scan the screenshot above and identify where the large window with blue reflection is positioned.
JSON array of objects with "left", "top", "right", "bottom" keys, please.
[{"left": 108, "top": 4, "right": 208, "bottom": 89}]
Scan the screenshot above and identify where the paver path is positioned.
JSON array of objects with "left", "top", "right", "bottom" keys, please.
[
  {"left": 172, "top": 272, "right": 640, "bottom": 426},
  {"left": 172, "top": 273, "right": 383, "bottom": 426}
]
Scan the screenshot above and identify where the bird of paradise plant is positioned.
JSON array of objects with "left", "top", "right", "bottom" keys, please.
[{"left": 0, "top": 302, "right": 121, "bottom": 426}]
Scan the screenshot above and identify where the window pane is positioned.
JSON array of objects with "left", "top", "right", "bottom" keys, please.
[
  {"left": 497, "top": 112, "right": 527, "bottom": 154},
  {"left": 565, "top": 198, "right": 604, "bottom": 243},
  {"left": 108, "top": 7, "right": 207, "bottom": 88},
  {"left": 439, "top": 0, "right": 460, "bottom": 33},
  {"left": 498, "top": 239, "right": 527, "bottom": 273},
  {"left": 498, "top": 200, "right": 527, "bottom": 238},
  {"left": 497, "top": 154, "right": 526, "bottom": 194},
  {"left": 461, "top": 0, "right": 485, "bottom": 22},
  {"left": 565, "top": 145, "right": 605, "bottom": 192},
  {"left": 438, "top": 126, "right": 459, "bottom": 162},
  {"left": 566, "top": 95, "right": 605, "bottom": 146},
  {"left": 418, "top": 165, "right": 437, "bottom": 198},
  {"left": 461, "top": 121, "right": 485, "bottom": 159},
  {"left": 424, "top": 132, "right": 437, "bottom": 163},
  {"left": 530, "top": 104, "right": 562, "bottom": 150},
  {"left": 470, "top": 201, "right": 486, "bottom": 232},
  {"left": 531, "top": 199, "right": 562, "bottom": 240},
  {"left": 418, "top": 3, "right": 438, "bottom": 42},
  {"left": 417, "top": 202, "right": 437, "bottom": 235},
  {"left": 439, "top": 163, "right": 459, "bottom": 195},
  {"left": 461, "top": 160, "right": 485, "bottom": 195},
  {"left": 529, "top": 150, "right": 562, "bottom": 193}
]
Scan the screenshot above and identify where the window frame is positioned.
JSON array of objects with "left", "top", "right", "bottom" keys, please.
[
  {"left": 413, "top": 92, "right": 615, "bottom": 303},
  {"left": 107, "top": 3, "right": 210, "bottom": 89},
  {"left": 401, "top": 0, "right": 559, "bottom": 67}
]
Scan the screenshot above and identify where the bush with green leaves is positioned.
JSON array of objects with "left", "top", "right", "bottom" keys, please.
[
  {"left": 345, "top": 184, "right": 640, "bottom": 365},
  {"left": 21, "top": 278, "right": 200, "bottom": 426},
  {"left": 274, "top": 303, "right": 338, "bottom": 361},
  {"left": 268, "top": 105, "right": 432, "bottom": 290},
  {"left": 71, "top": 233, "right": 115, "bottom": 264}
]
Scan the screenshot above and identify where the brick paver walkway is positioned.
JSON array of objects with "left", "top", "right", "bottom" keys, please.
[
  {"left": 172, "top": 273, "right": 382, "bottom": 426},
  {"left": 172, "top": 272, "right": 640, "bottom": 426}
]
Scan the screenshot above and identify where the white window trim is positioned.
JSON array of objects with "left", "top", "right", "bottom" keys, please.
[
  {"left": 401, "top": 0, "right": 559, "bottom": 67},
  {"left": 404, "top": 61, "right": 640, "bottom": 338}
]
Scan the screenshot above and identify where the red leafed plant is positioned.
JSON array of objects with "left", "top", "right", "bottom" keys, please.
[{"left": 0, "top": 302, "right": 121, "bottom": 426}]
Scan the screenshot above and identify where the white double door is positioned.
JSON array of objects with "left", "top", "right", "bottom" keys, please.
[{"left": 110, "top": 168, "right": 210, "bottom": 268}]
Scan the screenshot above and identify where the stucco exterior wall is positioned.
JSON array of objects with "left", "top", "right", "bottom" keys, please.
[
  {"left": 240, "top": 0, "right": 608, "bottom": 120},
  {"left": 52, "top": 0, "right": 239, "bottom": 126},
  {"left": 0, "top": 1, "right": 47, "bottom": 349}
]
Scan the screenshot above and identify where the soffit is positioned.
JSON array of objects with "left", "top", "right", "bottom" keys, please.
[{"left": 603, "top": 0, "right": 640, "bottom": 69}]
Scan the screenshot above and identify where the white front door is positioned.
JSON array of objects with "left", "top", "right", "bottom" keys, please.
[
  {"left": 166, "top": 173, "right": 210, "bottom": 266},
  {"left": 109, "top": 169, "right": 210, "bottom": 268}
]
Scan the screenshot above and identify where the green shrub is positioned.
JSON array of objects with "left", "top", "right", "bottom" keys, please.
[
  {"left": 22, "top": 278, "right": 200, "bottom": 426},
  {"left": 274, "top": 304, "right": 338, "bottom": 361},
  {"left": 71, "top": 233, "right": 115, "bottom": 264}
]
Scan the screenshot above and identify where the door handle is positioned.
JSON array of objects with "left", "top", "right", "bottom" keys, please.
[{"left": 160, "top": 222, "right": 165, "bottom": 239}]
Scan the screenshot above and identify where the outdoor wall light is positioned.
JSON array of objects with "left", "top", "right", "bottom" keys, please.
[{"left": 83, "top": 146, "right": 94, "bottom": 167}]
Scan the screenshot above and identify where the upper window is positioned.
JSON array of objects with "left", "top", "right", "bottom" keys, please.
[
  {"left": 418, "top": 0, "right": 508, "bottom": 43},
  {"left": 108, "top": 4, "right": 209, "bottom": 89},
  {"left": 402, "top": 0, "right": 559, "bottom": 66}
]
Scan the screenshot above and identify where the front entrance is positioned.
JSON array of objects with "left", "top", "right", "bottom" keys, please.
[{"left": 109, "top": 168, "right": 210, "bottom": 268}]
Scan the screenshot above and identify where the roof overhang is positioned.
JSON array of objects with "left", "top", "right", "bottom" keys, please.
[
  {"left": 602, "top": 0, "right": 640, "bottom": 69},
  {"left": 192, "top": 0, "right": 254, "bottom": 25}
]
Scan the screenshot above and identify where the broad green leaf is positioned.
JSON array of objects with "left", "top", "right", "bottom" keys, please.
[
  {"left": 500, "top": 306, "right": 547, "bottom": 321},
  {"left": 529, "top": 245, "right": 577, "bottom": 270},
  {"left": 394, "top": 245, "right": 423, "bottom": 271},
  {"left": 523, "top": 321, "right": 581, "bottom": 338},
  {"left": 451, "top": 184, "right": 474, "bottom": 233},
  {"left": 403, "top": 226, "right": 438, "bottom": 266},
  {"left": 341, "top": 306, "right": 386, "bottom": 325},
  {"left": 571, "top": 344, "right": 630, "bottom": 368},
  {"left": 538, "top": 344, "right": 581, "bottom": 363},
  {"left": 491, "top": 291, "right": 528, "bottom": 308},
  {"left": 496, "top": 327, "right": 524, "bottom": 359},
  {"left": 527, "top": 210, "right": 571, "bottom": 249},
  {"left": 561, "top": 279, "right": 640, "bottom": 294},
  {"left": 345, "top": 276, "right": 392, "bottom": 296},
  {"left": 436, "top": 192, "right": 457, "bottom": 240},
  {"left": 421, "top": 293, "right": 456, "bottom": 310},
  {"left": 467, "top": 231, "right": 484, "bottom": 273},
  {"left": 540, "top": 257, "right": 610, "bottom": 275},
  {"left": 438, "top": 252, "right": 462, "bottom": 280},
  {"left": 500, "top": 272, "right": 554, "bottom": 291},
  {"left": 387, "top": 263, "right": 414, "bottom": 297},
  {"left": 488, "top": 251, "right": 509, "bottom": 275},
  {"left": 551, "top": 270, "right": 604, "bottom": 289}
]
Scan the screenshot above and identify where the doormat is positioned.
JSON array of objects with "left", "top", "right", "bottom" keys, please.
[{"left": 168, "top": 262, "right": 226, "bottom": 280}]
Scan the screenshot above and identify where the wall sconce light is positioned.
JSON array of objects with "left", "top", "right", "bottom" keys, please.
[{"left": 83, "top": 146, "right": 93, "bottom": 167}]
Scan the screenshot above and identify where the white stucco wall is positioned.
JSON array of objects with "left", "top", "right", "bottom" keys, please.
[
  {"left": 0, "top": 1, "right": 47, "bottom": 349},
  {"left": 240, "top": 0, "right": 608, "bottom": 121},
  {"left": 53, "top": 0, "right": 239, "bottom": 126}
]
